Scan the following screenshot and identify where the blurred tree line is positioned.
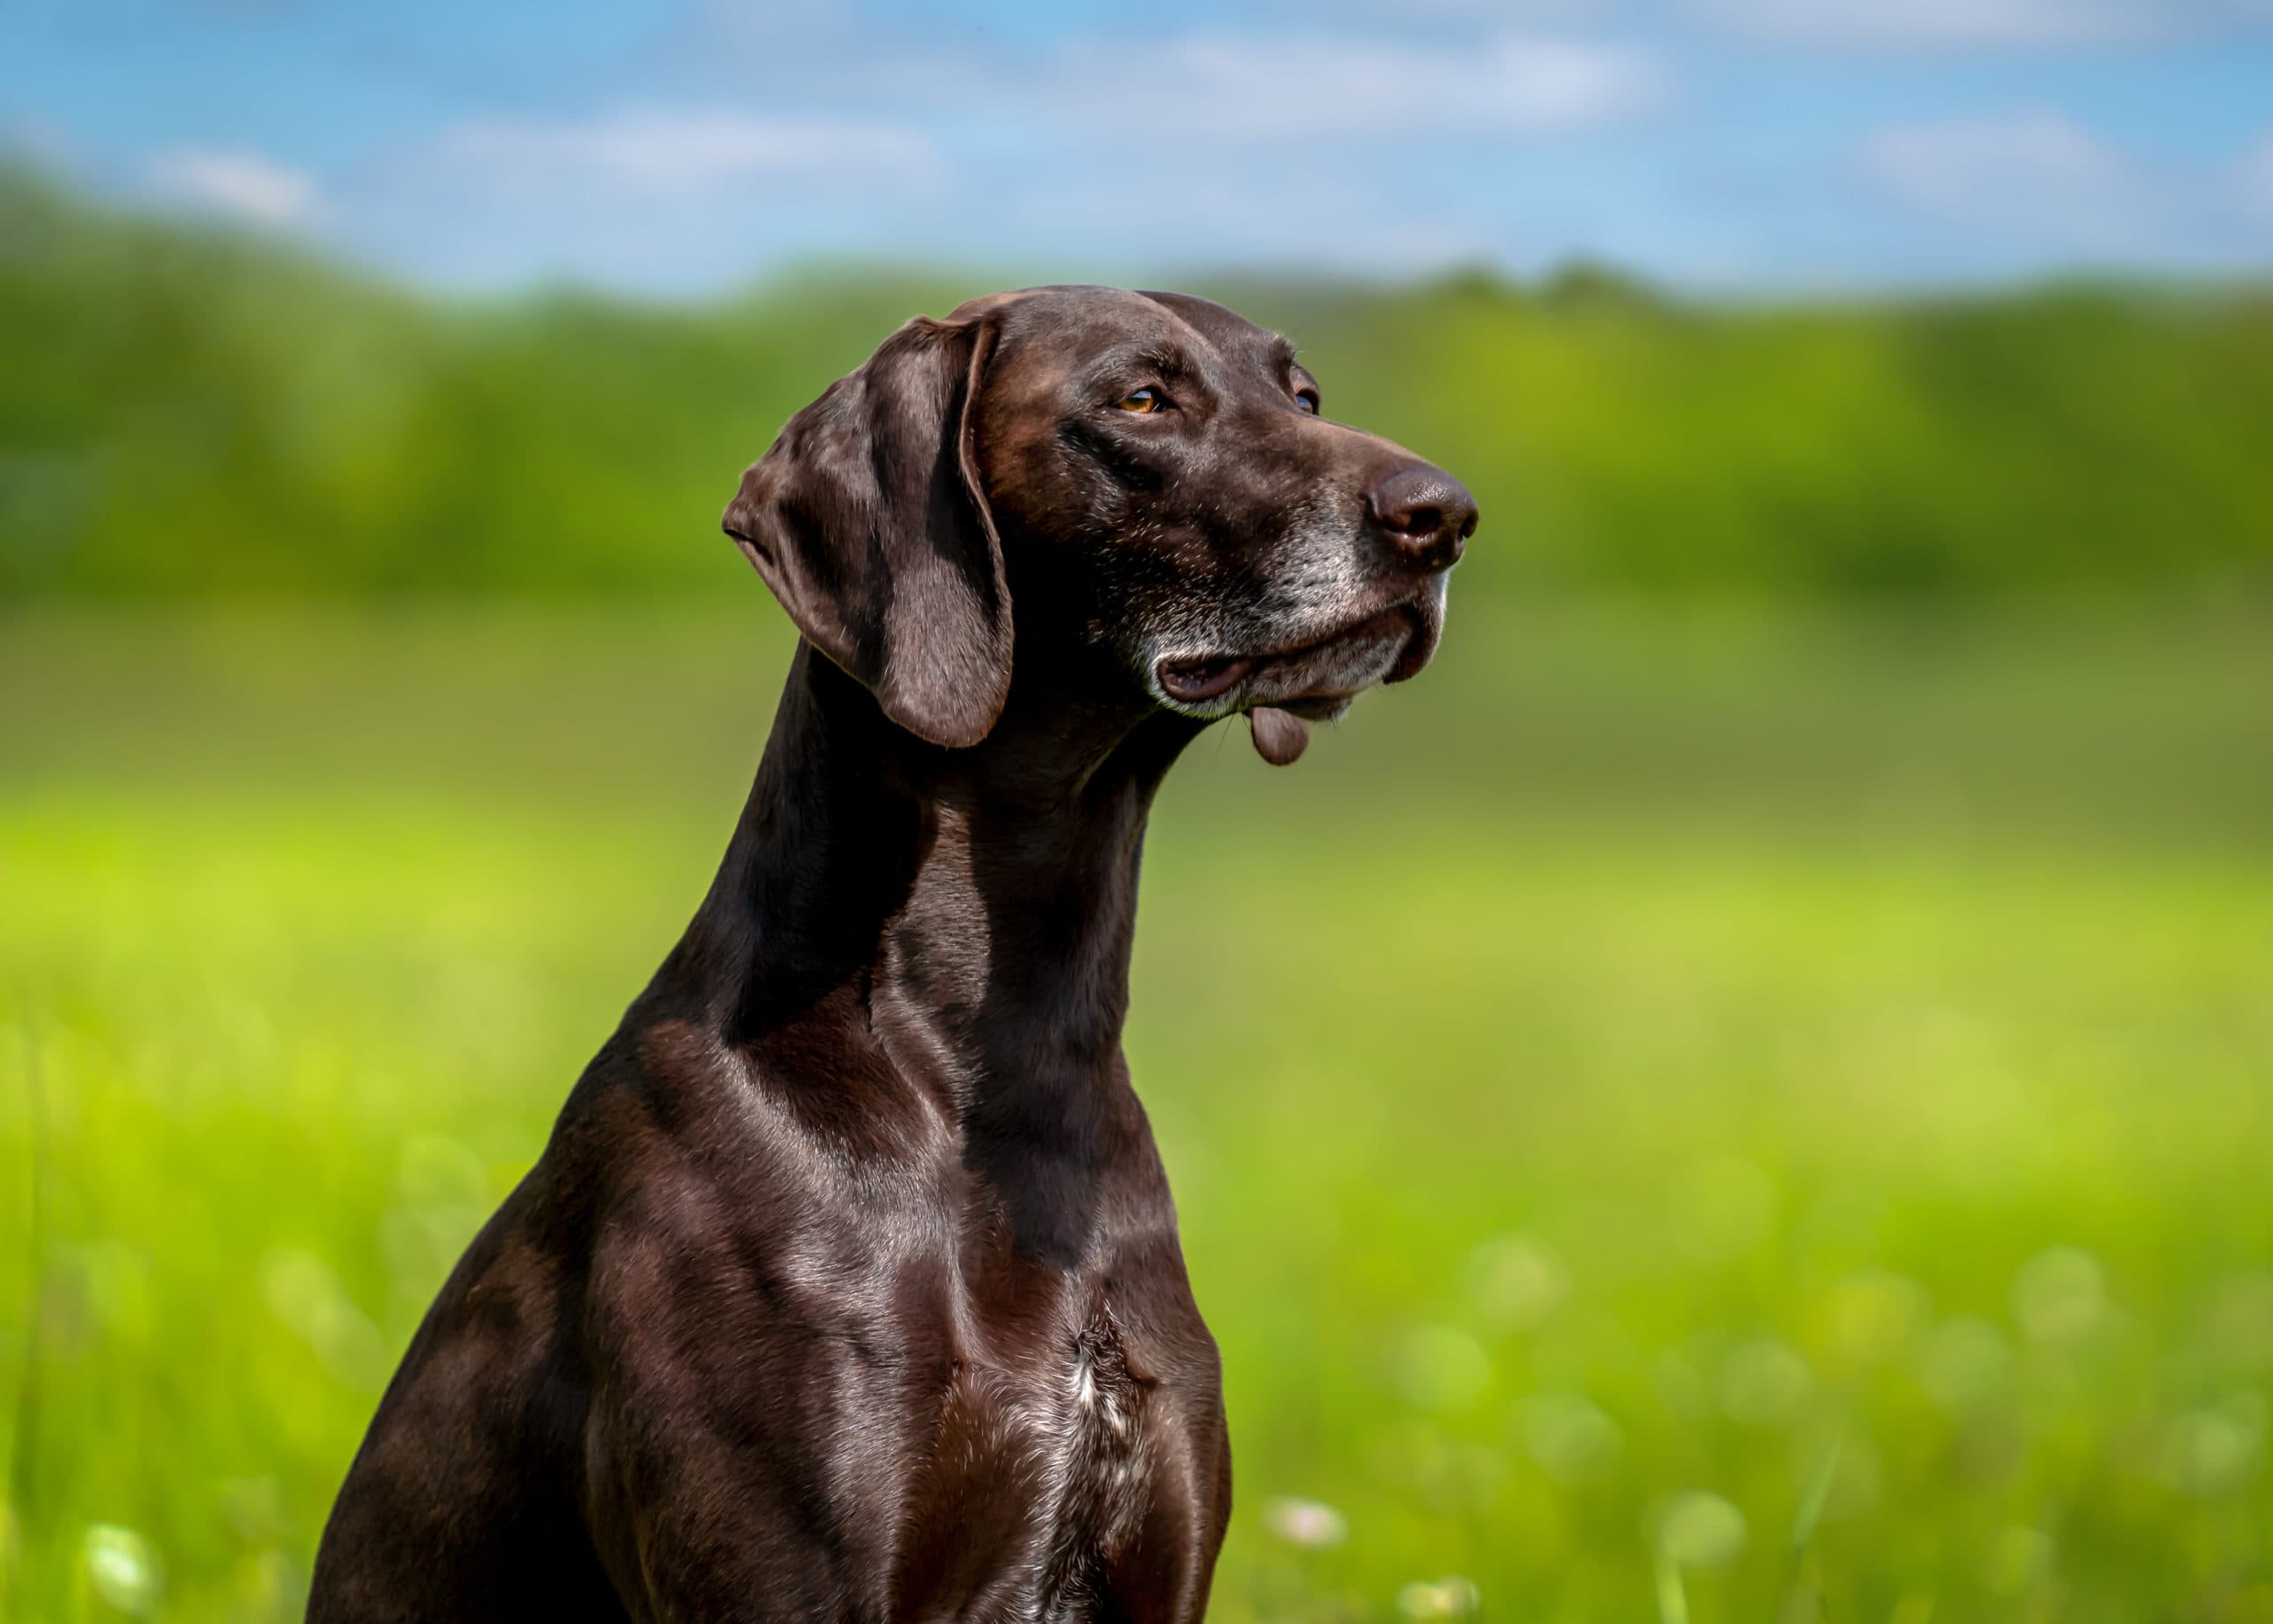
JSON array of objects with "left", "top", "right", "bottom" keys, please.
[{"left": 4, "top": 165, "right": 2270, "bottom": 603}]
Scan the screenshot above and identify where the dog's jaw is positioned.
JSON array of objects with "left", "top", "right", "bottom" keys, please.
[{"left": 1143, "top": 573, "right": 1449, "bottom": 766}]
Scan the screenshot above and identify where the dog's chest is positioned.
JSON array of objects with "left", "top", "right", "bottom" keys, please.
[{"left": 897, "top": 1304, "right": 1155, "bottom": 1618}]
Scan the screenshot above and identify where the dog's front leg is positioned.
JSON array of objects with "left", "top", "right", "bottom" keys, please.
[
  {"left": 1094, "top": 1400, "right": 1232, "bottom": 1624},
  {"left": 584, "top": 1387, "right": 881, "bottom": 1623}
]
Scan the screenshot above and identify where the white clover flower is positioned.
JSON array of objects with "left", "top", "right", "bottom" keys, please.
[
  {"left": 1397, "top": 1576, "right": 1481, "bottom": 1618},
  {"left": 1262, "top": 1495, "right": 1348, "bottom": 1550},
  {"left": 83, "top": 1524, "right": 162, "bottom": 1615}
]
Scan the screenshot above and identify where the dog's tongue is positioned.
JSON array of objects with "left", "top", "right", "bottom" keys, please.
[{"left": 1249, "top": 707, "right": 1310, "bottom": 766}]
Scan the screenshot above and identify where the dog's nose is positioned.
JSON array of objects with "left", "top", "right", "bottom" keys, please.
[{"left": 1366, "top": 465, "right": 1477, "bottom": 572}]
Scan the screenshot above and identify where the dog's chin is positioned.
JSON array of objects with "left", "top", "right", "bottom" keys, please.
[
  {"left": 1152, "top": 588, "right": 1445, "bottom": 766},
  {"left": 1154, "top": 588, "right": 1445, "bottom": 719}
]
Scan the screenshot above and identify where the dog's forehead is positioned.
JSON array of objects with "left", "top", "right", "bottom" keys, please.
[
  {"left": 1135, "top": 289, "right": 1283, "bottom": 362},
  {"left": 980, "top": 285, "right": 1287, "bottom": 378}
]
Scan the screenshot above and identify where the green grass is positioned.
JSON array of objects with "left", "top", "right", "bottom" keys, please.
[{"left": 4, "top": 601, "right": 2273, "bottom": 1621}]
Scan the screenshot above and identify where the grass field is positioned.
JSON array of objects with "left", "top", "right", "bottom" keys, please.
[{"left": 4, "top": 599, "right": 2272, "bottom": 1621}]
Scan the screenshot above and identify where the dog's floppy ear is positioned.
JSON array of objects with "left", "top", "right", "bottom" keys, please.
[{"left": 723, "top": 311, "right": 1010, "bottom": 749}]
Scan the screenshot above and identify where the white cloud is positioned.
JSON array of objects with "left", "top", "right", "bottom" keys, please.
[
  {"left": 1864, "top": 111, "right": 2148, "bottom": 246},
  {"left": 1003, "top": 162, "right": 1504, "bottom": 273},
  {"left": 1688, "top": 0, "right": 2261, "bottom": 49},
  {"left": 1041, "top": 32, "right": 1664, "bottom": 140},
  {"left": 1856, "top": 113, "right": 2272, "bottom": 274},
  {"left": 326, "top": 106, "right": 952, "bottom": 293},
  {"left": 297, "top": 26, "right": 1654, "bottom": 292},
  {"left": 147, "top": 147, "right": 319, "bottom": 226},
  {"left": 430, "top": 108, "right": 940, "bottom": 198}
]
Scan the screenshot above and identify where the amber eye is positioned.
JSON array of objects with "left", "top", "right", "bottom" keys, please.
[
  {"left": 1295, "top": 388, "right": 1320, "bottom": 415},
  {"left": 1117, "top": 386, "right": 1167, "bottom": 414}
]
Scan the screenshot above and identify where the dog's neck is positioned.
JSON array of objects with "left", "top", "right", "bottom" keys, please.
[{"left": 659, "top": 641, "right": 1200, "bottom": 1263}]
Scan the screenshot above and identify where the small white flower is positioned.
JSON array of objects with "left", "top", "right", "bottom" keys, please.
[
  {"left": 82, "top": 1524, "right": 162, "bottom": 1614},
  {"left": 1262, "top": 1495, "right": 1348, "bottom": 1550},
  {"left": 1398, "top": 1576, "right": 1482, "bottom": 1618}
]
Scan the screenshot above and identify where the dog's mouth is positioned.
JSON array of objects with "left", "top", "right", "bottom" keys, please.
[
  {"left": 1154, "top": 589, "right": 1445, "bottom": 765},
  {"left": 1156, "top": 654, "right": 1255, "bottom": 704},
  {"left": 1157, "top": 593, "right": 1439, "bottom": 709}
]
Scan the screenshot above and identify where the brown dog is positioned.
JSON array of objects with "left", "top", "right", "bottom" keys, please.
[{"left": 308, "top": 286, "right": 1475, "bottom": 1622}]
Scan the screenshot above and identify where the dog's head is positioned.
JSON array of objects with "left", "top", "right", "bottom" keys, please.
[{"left": 722, "top": 286, "right": 1475, "bottom": 764}]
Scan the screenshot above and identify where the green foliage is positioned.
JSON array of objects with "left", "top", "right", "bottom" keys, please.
[
  {"left": 4, "top": 603, "right": 2272, "bottom": 1621},
  {"left": 4, "top": 166, "right": 2271, "bottom": 601}
]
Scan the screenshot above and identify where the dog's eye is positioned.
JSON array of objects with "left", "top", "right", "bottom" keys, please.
[
  {"left": 1295, "top": 389, "right": 1321, "bottom": 415},
  {"left": 1116, "top": 387, "right": 1168, "bottom": 415}
]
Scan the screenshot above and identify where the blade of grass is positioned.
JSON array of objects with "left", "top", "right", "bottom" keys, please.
[
  {"left": 1655, "top": 1549, "right": 1690, "bottom": 1624},
  {"left": 1777, "top": 1422, "right": 1844, "bottom": 1624}
]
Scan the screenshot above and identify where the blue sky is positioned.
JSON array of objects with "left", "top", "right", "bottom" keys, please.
[{"left": 9, "top": 0, "right": 2273, "bottom": 295}]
